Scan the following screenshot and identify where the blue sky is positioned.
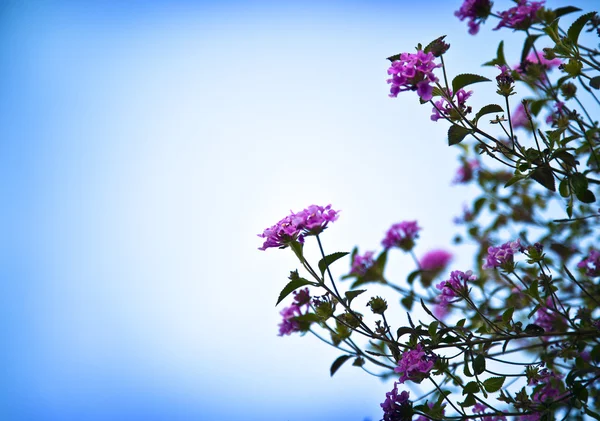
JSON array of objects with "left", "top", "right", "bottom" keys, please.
[{"left": 0, "top": 0, "right": 596, "bottom": 420}]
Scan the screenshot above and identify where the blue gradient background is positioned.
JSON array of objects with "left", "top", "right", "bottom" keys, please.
[{"left": 0, "top": 1, "right": 595, "bottom": 420}]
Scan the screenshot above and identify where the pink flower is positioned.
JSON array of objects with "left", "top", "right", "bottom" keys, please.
[
  {"left": 511, "top": 102, "right": 530, "bottom": 129},
  {"left": 394, "top": 344, "right": 436, "bottom": 384},
  {"left": 495, "top": 0, "right": 545, "bottom": 31},
  {"left": 382, "top": 221, "right": 421, "bottom": 251},
  {"left": 436, "top": 270, "right": 476, "bottom": 305},
  {"left": 420, "top": 249, "right": 453, "bottom": 272},
  {"left": 277, "top": 304, "right": 302, "bottom": 336},
  {"left": 431, "top": 88, "right": 473, "bottom": 122},
  {"left": 530, "top": 369, "right": 564, "bottom": 404},
  {"left": 483, "top": 239, "right": 523, "bottom": 270},
  {"left": 258, "top": 214, "right": 304, "bottom": 251},
  {"left": 387, "top": 50, "right": 441, "bottom": 101},
  {"left": 381, "top": 383, "right": 412, "bottom": 421},
  {"left": 455, "top": 0, "right": 493, "bottom": 35},
  {"left": 350, "top": 251, "right": 375, "bottom": 276},
  {"left": 452, "top": 159, "right": 480, "bottom": 184},
  {"left": 577, "top": 249, "right": 600, "bottom": 277}
]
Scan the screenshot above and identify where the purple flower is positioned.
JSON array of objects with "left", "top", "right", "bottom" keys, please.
[
  {"left": 420, "top": 249, "right": 453, "bottom": 287},
  {"left": 511, "top": 102, "right": 530, "bottom": 129},
  {"left": 577, "top": 249, "right": 600, "bottom": 277},
  {"left": 483, "top": 239, "right": 523, "bottom": 270},
  {"left": 530, "top": 369, "right": 564, "bottom": 404},
  {"left": 495, "top": 0, "right": 544, "bottom": 31},
  {"left": 277, "top": 304, "right": 302, "bottom": 336},
  {"left": 545, "top": 101, "right": 565, "bottom": 125},
  {"left": 436, "top": 270, "right": 476, "bottom": 305},
  {"left": 431, "top": 88, "right": 473, "bottom": 122},
  {"left": 394, "top": 344, "right": 436, "bottom": 384},
  {"left": 420, "top": 249, "right": 453, "bottom": 272},
  {"left": 515, "top": 51, "right": 562, "bottom": 75},
  {"left": 291, "top": 204, "right": 339, "bottom": 235},
  {"left": 387, "top": 51, "right": 441, "bottom": 101},
  {"left": 258, "top": 204, "right": 339, "bottom": 250},
  {"left": 382, "top": 221, "right": 421, "bottom": 251},
  {"left": 534, "top": 297, "right": 557, "bottom": 332},
  {"left": 434, "top": 303, "right": 450, "bottom": 320},
  {"left": 350, "top": 251, "right": 375, "bottom": 276},
  {"left": 454, "top": 203, "right": 474, "bottom": 225},
  {"left": 452, "top": 159, "right": 480, "bottom": 184},
  {"left": 293, "top": 288, "right": 311, "bottom": 306},
  {"left": 472, "top": 403, "right": 508, "bottom": 421},
  {"left": 381, "top": 383, "right": 412, "bottom": 421},
  {"left": 455, "top": 0, "right": 493, "bottom": 35}
]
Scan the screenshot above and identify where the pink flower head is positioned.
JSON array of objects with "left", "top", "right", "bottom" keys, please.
[
  {"left": 511, "top": 102, "right": 530, "bottom": 129},
  {"left": 515, "top": 51, "right": 562, "bottom": 82},
  {"left": 381, "top": 383, "right": 412, "bottom": 421},
  {"left": 452, "top": 159, "right": 480, "bottom": 184},
  {"left": 350, "top": 251, "right": 375, "bottom": 276},
  {"left": 382, "top": 221, "right": 421, "bottom": 251},
  {"left": 434, "top": 303, "right": 450, "bottom": 320},
  {"left": 394, "top": 344, "right": 436, "bottom": 384},
  {"left": 258, "top": 214, "right": 304, "bottom": 251},
  {"left": 431, "top": 88, "right": 473, "bottom": 122},
  {"left": 483, "top": 239, "right": 523, "bottom": 270},
  {"left": 455, "top": 0, "right": 493, "bottom": 35},
  {"left": 530, "top": 369, "right": 564, "bottom": 404},
  {"left": 420, "top": 249, "right": 453, "bottom": 272},
  {"left": 293, "top": 288, "right": 311, "bottom": 307},
  {"left": 387, "top": 50, "right": 441, "bottom": 101},
  {"left": 577, "top": 249, "right": 600, "bottom": 277},
  {"left": 258, "top": 204, "right": 339, "bottom": 250},
  {"left": 495, "top": 0, "right": 545, "bottom": 31},
  {"left": 277, "top": 304, "right": 302, "bottom": 336},
  {"left": 291, "top": 204, "right": 339, "bottom": 236},
  {"left": 436, "top": 270, "right": 476, "bottom": 305}
]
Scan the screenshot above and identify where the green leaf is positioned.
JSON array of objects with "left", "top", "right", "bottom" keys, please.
[
  {"left": 553, "top": 6, "right": 581, "bottom": 18},
  {"left": 585, "top": 408, "right": 600, "bottom": 421},
  {"left": 473, "top": 354, "right": 486, "bottom": 375},
  {"left": 521, "top": 34, "right": 541, "bottom": 64},
  {"left": 502, "top": 307, "right": 514, "bottom": 324},
  {"left": 276, "top": 278, "right": 314, "bottom": 305},
  {"left": 531, "top": 166, "right": 556, "bottom": 192},
  {"left": 484, "top": 41, "right": 506, "bottom": 67},
  {"left": 318, "top": 252, "right": 349, "bottom": 275},
  {"left": 452, "top": 73, "right": 491, "bottom": 93},
  {"left": 448, "top": 125, "right": 472, "bottom": 146},
  {"left": 428, "top": 321, "right": 439, "bottom": 338},
  {"left": 483, "top": 376, "right": 506, "bottom": 393},
  {"left": 568, "top": 12, "right": 597, "bottom": 44},
  {"left": 407, "top": 270, "right": 421, "bottom": 285},
  {"left": 330, "top": 355, "right": 352, "bottom": 376},
  {"left": 459, "top": 393, "right": 476, "bottom": 407},
  {"left": 571, "top": 173, "right": 588, "bottom": 194},
  {"left": 590, "top": 76, "right": 600, "bottom": 90},
  {"left": 475, "top": 104, "right": 503, "bottom": 124},
  {"left": 463, "top": 381, "right": 480, "bottom": 395},
  {"left": 576, "top": 189, "right": 596, "bottom": 203},
  {"left": 401, "top": 295, "right": 414, "bottom": 310},
  {"left": 504, "top": 174, "right": 525, "bottom": 188},
  {"left": 345, "top": 289, "right": 366, "bottom": 305}
]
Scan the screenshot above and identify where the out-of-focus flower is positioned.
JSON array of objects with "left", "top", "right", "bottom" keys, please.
[
  {"left": 545, "top": 101, "right": 565, "bottom": 125},
  {"left": 350, "top": 251, "right": 375, "bottom": 276},
  {"left": 431, "top": 88, "right": 473, "bottom": 122},
  {"left": 387, "top": 51, "right": 441, "bottom": 101},
  {"left": 495, "top": 0, "right": 544, "bottom": 31},
  {"left": 455, "top": 0, "right": 493, "bottom": 35},
  {"left": 529, "top": 369, "right": 564, "bottom": 404},
  {"left": 515, "top": 51, "right": 562, "bottom": 83},
  {"left": 483, "top": 239, "right": 523, "bottom": 270},
  {"left": 453, "top": 203, "right": 474, "bottom": 225},
  {"left": 277, "top": 304, "right": 302, "bottom": 336},
  {"left": 382, "top": 221, "right": 421, "bottom": 251},
  {"left": 394, "top": 344, "right": 436, "bottom": 384},
  {"left": 511, "top": 102, "right": 530, "bottom": 129},
  {"left": 577, "top": 249, "right": 600, "bottom": 277},
  {"left": 293, "top": 288, "right": 311, "bottom": 306},
  {"left": 452, "top": 159, "right": 480, "bottom": 184},
  {"left": 420, "top": 249, "right": 453, "bottom": 287},
  {"left": 381, "top": 383, "right": 412, "bottom": 421}
]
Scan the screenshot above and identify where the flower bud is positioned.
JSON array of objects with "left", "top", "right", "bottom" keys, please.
[
  {"left": 338, "top": 311, "right": 363, "bottom": 329},
  {"left": 560, "top": 82, "right": 577, "bottom": 99},
  {"left": 367, "top": 296, "right": 388, "bottom": 314},
  {"left": 427, "top": 36, "right": 450, "bottom": 57}
]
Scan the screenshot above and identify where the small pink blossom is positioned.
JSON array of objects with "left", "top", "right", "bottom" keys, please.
[
  {"left": 350, "top": 251, "right": 375, "bottom": 276},
  {"left": 382, "top": 221, "right": 421, "bottom": 251},
  {"left": 420, "top": 249, "right": 453, "bottom": 272},
  {"left": 387, "top": 50, "right": 441, "bottom": 101},
  {"left": 381, "top": 383, "right": 411, "bottom": 421},
  {"left": 483, "top": 239, "right": 523, "bottom": 270},
  {"left": 436, "top": 270, "right": 476, "bottom": 305},
  {"left": 455, "top": 0, "right": 493, "bottom": 35},
  {"left": 431, "top": 88, "right": 473, "bottom": 122},
  {"left": 452, "top": 159, "right": 480, "bottom": 184},
  {"left": 495, "top": 0, "right": 545, "bottom": 31},
  {"left": 277, "top": 304, "right": 302, "bottom": 336},
  {"left": 511, "top": 102, "right": 530, "bottom": 129},
  {"left": 394, "top": 344, "right": 436, "bottom": 384},
  {"left": 577, "top": 249, "right": 600, "bottom": 277}
]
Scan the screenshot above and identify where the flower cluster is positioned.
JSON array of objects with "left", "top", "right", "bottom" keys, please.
[
  {"left": 577, "top": 249, "right": 600, "bottom": 277},
  {"left": 452, "top": 159, "right": 480, "bottom": 184},
  {"left": 483, "top": 239, "right": 523, "bottom": 270},
  {"left": 515, "top": 51, "right": 562, "bottom": 76},
  {"left": 455, "top": 0, "right": 493, "bottom": 35},
  {"left": 511, "top": 102, "right": 530, "bottom": 129},
  {"left": 382, "top": 221, "right": 421, "bottom": 251},
  {"left": 394, "top": 344, "right": 436, "bottom": 384},
  {"left": 258, "top": 204, "right": 339, "bottom": 250},
  {"left": 381, "top": 383, "right": 412, "bottom": 421},
  {"left": 387, "top": 51, "right": 441, "bottom": 101},
  {"left": 278, "top": 288, "right": 311, "bottom": 336},
  {"left": 430, "top": 89, "right": 473, "bottom": 122},
  {"left": 436, "top": 270, "right": 476, "bottom": 305},
  {"left": 420, "top": 249, "right": 453, "bottom": 287},
  {"left": 495, "top": 0, "right": 544, "bottom": 31},
  {"left": 350, "top": 251, "right": 375, "bottom": 276},
  {"left": 529, "top": 369, "right": 564, "bottom": 404}
]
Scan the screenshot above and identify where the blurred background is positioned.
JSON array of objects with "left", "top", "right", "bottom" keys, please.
[{"left": 0, "top": 0, "right": 595, "bottom": 420}]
